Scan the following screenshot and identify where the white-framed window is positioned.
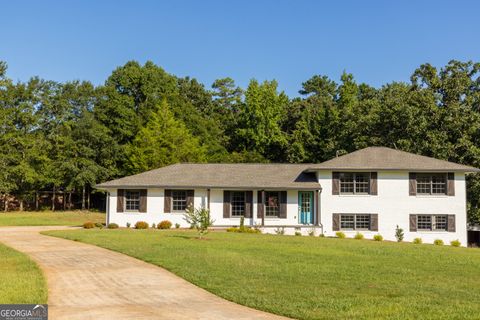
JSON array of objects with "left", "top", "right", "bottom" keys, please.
[
  {"left": 125, "top": 190, "right": 140, "bottom": 211},
  {"left": 231, "top": 191, "right": 246, "bottom": 217},
  {"left": 340, "top": 214, "right": 371, "bottom": 230},
  {"left": 339, "top": 173, "right": 370, "bottom": 194},
  {"left": 416, "top": 173, "right": 447, "bottom": 195},
  {"left": 417, "top": 214, "right": 448, "bottom": 231},
  {"left": 265, "top": 191, "right": 280, "bottom": 217},
  {"left": 172, "top": 190, "right": 187, "bottom": 212}
]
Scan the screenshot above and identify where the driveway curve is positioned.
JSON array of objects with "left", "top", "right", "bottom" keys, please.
[{"left": 0, "top": 226, "right": 288, "bottom": 320}]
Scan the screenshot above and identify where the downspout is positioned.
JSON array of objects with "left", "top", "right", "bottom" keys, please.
[
  {"left": 317, "top": 188, "right": 323, "bottom": 235},
  {"left": 105, "top": 191, "right": 110, "bottom": 226}
]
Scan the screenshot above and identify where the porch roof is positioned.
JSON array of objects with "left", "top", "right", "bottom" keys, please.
[{"left": 96, "top": 163, "right": 320, "bottom": 190}]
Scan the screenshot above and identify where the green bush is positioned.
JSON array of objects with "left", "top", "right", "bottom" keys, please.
[
  {"left": 134, "top": 221, "right": 149, "bottom": 229},
  {"left": 450, "top": 239, "right": 461, "bottom": 247},
  {"left": 226, "top": 227, "right": 238, "bottom": 232},
  {"left": 413, "top": 237, "right": 422, "bottom": 244},
  {"left": 107, "top": 223, "right": 119, "bottom": 229},
  {"left": 94, "top": 222, "right": 103, "bottom": 229},
  {"left": 226, "top": 226, "right": 261, "bottom": 234},
  {"left": 295, "top": 231, "right": 302, "bottom": 236},
  {"left": 126, "top": 222, "right": 131, "bottom": 228},
  {"left": 434, "top": 239, "right": 444, "bottom": 246},
  {"left": 175, "top": 223, "right": 180, "bottom": 229},
  {"left": 354, "top": 232, "right": 364, "bottom": 240},
  {"left": 151, "top": 223, "right": 156, "bottom": 228},
  {"left": 373, "top": 234, "right": 383, "bottom": 241},
  {"left": 157, "top": 220, "right": 172, "bottom": 229},
  {"left": 395, "top": 225, "right": 404, "bottom": 242},
  {"left": 83, "top": 221, "right": 95, "bottom": 229},
  {"left": 335, "top": 231, "right": 346, "bottom": 239}
]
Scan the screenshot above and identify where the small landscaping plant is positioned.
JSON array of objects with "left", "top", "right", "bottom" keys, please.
[
  {"left": 354, "top": 232, "right": 364, "bottom": 240},
  {"left": 126, "top": 222, "right": 131, "bottom": 228},
  {"left": 183, "top": 206, "right": 214, "bottom": 239},
  {"left": 175, "top": 223, "right": 180, "bottom": 229},
  {"left": 151, "top": 223, "right": 156, "bottom": 228},
  {"left": 335, "top": 231, "right": 346, "bottom": 239},
  {"left": 395, "top": 225, "right": 404, "bottom": 242},
  {"left": 239, "top": 216, "right": 245, "bottom": 232},
  {"left": 94, "top": 222, "right": 103, "bottom": 229},
  {"left": 307, "top": 228, "right": 315, "bottom": 237},
  {"left": 295, "top": 231, "right": 302, "bottom": 236},
  {"left": 434, "top": 239, "right": 444, "bottom": 246},
  {"left": 274, "top": 227, "right": 285, "bottom": 235},
  {"left": 226, "top": 226, "right": 261, "bottom": 233},
  {"left": 413, "top": 237, "right": 422, "bottom": 244},
  {"left": 373, "top": 234, "right": 383, "bottom": 241},
  {"left": 134, "top": 221, "right": 149, "bottom": 229},
  {"left": 83, "top": 221, "right": 95, "bottom": 229},
  {"left": 450, "top": 239, "right": 461, "bottom": 247},
  {"left": 107, "top": 223, "right": 119, "bottom": 229},
  {"left": 157, "top": 220, "right": 172, "bottom": 229}
]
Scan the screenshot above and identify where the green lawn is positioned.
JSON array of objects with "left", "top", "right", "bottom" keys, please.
[
  {"left": 0, "top": 242, "right": 47, "bottom": 304},
  {"left": 0, "top": 210, "right": 105, "bottom": 226},
  {"left": 43, "top": 229, "right": 480, "bottom": 320}
]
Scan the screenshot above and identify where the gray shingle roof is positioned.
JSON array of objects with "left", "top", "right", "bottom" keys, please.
[
  {"left": 96, "top": 163, "right": 320, "bottom": 190},
  {"left": 307, "top": 147, "right": 480, "bottom": 172}
]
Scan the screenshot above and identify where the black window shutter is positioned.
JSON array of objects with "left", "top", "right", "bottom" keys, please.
[
  {"left": 447, "top": 215, "right": 456, "bottom": 232},
  {"left": 332, "top": 214, "right": 340, "bottom": 231},
  {"left": 186, "top": 190, "right": 195, "bottom": 209},
  {"left": 164, "top": 189, "right": 172, "bottom": 213},
  {"left": 139, "top": 189, "right": 147, "bottom": 213},
  {"left": 257, "top": 191, "right": 264, "bottom": 218},
  {"left": 370, "top": 172, "right": 378, "bottom": 195},
  {"left": 447, "top": 173, "right": 455, "bottom": 196},
  {"left": 117, "top": 189, "right": 124, "bottom": 212},
  {"left": 409, "top": 173, "right": 417, "bottom": 196},
  {"left": 370, "top": 214, "right": 378, "bottom": 231},
  {"left": 409, "top": 214, "right": 417, "bottom": 232},
  {"left": 279, "top": 191, "right": 287, "bottom": 219},
  {"left": 245, "top": 191, "right": 253, "bottom": 218},
  {"left": 332, "top": 172, "right": 340, "bottom": 195},
  {"left": 223, "top": 191, "right": 231, "bottom": 218}
]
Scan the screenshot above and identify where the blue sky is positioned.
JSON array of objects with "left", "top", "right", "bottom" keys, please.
[{"left": 1, "top": 0, "right": 479, "bottom": 96}]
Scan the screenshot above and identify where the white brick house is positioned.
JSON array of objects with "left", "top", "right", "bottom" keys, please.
[{"left": 96, "top": 147, "right": 479, "bottom": 246}]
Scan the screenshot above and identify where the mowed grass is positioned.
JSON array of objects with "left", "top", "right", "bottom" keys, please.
[
  {"left": 0, "top": 210, "right": 105, "bottom": 226},
  {"left": 44, "top": 229, "right": 480, "bottom": 320},
  {"left": 0, "top": 242, "right": 47, "bottom": 304}
]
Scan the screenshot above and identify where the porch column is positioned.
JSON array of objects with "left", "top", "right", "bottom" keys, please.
[
  {"left": 261, "top": 190, "right": 265, "bottom": 227},
  {"left": 207, "top": 188, "right": 210, "bottom": 210}
]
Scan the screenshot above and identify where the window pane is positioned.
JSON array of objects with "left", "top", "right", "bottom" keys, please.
[
  {"left": 431, "top": 174, "right": 446, "bottom": 194},
  {"left": 231, "top": 192, "right": 245, "bottom": 216},
  {"left": 340, "top": 215, "right": 354, "bottom": 229},
  {"left": 355, "top": 173, "right": 370, "bottom": 194},
  {"left": 355, "top": 214, "right": 371, "bottom": 229},
  {"left": 265, "top": 192, "right": 280, "bottom": 217},
  {"left": 340, "top": 173, "right": 354, "bottom": 193},
  {"left": 125, "top": 191, "right": 140, "bottom": 211},
  {"left": 417, "top": 174, "right": 432, "bottom": 194},
  {"left": 172, "top": 190, "right": 187, "bottom": 211},
  {"left": 434, "top": 215, "right": 447, "bottom": 230},
  {"left": 417, "top": 215, "right": 432, "bottom": 230}
]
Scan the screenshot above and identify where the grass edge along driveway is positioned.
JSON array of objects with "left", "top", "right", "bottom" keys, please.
[
  {"left": 43, "top": 229, "right": 480, "bottom": 320},
  {"left": 0, "top": 242, "right": 47, "bottom": 304},
  {"left": 0, "top": 210, "right": 105, "bottom": 226}
]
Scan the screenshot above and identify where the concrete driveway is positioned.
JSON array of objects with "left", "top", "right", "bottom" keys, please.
[{"left": 0, "top": 226, "right": 289, "bottom": 320}]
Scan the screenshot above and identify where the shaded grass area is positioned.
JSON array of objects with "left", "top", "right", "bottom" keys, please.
[
  {"left": 0, "top": 210, "right": 105, "bottom": 226},
  {"left": 44, "top": 229, "right": 480, "bottom": 320},
  {"left": 0, "top": 242, "right": 47, "bottom": 304}
]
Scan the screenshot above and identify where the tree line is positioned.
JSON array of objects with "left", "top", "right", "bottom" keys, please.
[{"left": 1, "top": 60, "right": 480, "bottom": 222}]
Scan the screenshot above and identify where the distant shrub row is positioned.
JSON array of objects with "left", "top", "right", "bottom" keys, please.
[
  {"left": 334, "top": 231, "right": 461, "bottom": 247},
  {"left": 83, "top": 220, "right": 181, "bottom": 230}
]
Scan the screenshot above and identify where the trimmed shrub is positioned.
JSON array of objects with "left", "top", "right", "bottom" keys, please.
[
  {"left": 126, "top": 222, "right": 131, "bottom": 228},
  {"left": 373, "top": 234, "right": 383, "bottom": 241},
  {"left": 295, "top": 231, "right": 302, "bottom": 236},
  {"left": 395, "top": 225, "right": 404, "bottom": 242},
  {"left": 95, "top": 222, "right": 103, "bottom": 229},
  {"left": 274, "top": 227, "right": 285, "bottom": 235},
  {"left": 413, "top": 237, "right": 422, "bottom": 244},
  {"left": 226, "top": 227, "right": 238, "bottom": 232},
  {"left": 450, "top": 239, "right": 461, "bottom": 247},
  {"left": 134, "top": 221, "right": 149, "bottom": 229},
  {"left": 434, "top": 239, "right": 444, "bottom": 246},
  {"left": 226, "top": 226, "right": 261, "bottom": 234},
  {"left": 354, "top": 232, "right": 364, "bottom": 240},
  {"left": 151, "top": 223, "right": 156, "bottom": 229},
  {"left": 157, "top": 220, "right": 172, "bottom": 229},
  {"left": 335, "top": 231, "right": 346, "bottom": 239},
  {"left": 107, "top": 223, "right": 119, "bottom": 229},
  {"left": 307, "top": 228, "right": 315, "bottom": 237},
  {"left": 175, "top": 223, "right": 180, "bottom": 229},
  {"left": 83, "top": 221, "right": 95, "bottom": 229}
]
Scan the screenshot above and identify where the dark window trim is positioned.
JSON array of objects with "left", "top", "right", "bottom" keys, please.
[
  {"left": 230, "top": 191, "right": 246, "bottom": 217},
  {"left": 125, "top": 189, "right": 141, "bottom": 212},
  {"left": 416, "top": 214, "right": 448, "bottom": 231},
  {"left": 339, "top": 172, "right": 371, "bottom": 195},
  {"left": 339, "top": 213, "right": 372, "bottom": 231},
  {"left": 416, "top": 173, "right": 447, "bottom": 195},
  {"left": 172, "top": 189, "right": 188, "bottom": 212}
]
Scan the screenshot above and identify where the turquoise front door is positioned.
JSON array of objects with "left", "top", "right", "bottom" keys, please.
[{"left": 298, "top": 191, "right": 314, "bottom": 224}]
